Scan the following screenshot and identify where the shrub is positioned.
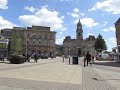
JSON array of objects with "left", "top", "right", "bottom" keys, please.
[{"left": 9, "top": 54, "right": 25, "bottom": 64}]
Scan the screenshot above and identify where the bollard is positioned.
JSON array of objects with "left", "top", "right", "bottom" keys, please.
[
  {"left": 69, "top": 57, "right": 70, "bottom": 64},
  {"left": 63, "top": 57, "right": 64, "bottom": 62}
]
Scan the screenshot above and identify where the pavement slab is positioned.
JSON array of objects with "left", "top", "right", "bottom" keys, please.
[
  {"left": 0, "top": 57, "right": 82, "bottom": 90},
  {"left": 82, "top": 66, "right": 116, "bottom": 90},
  {"left": 0, "top": 57, "right": 119, "bottom": 90}
]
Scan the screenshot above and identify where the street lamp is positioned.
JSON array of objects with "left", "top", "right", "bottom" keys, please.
[
  {"left": 68, "top": 46, "right": 71, "bottom": 64},
  {"left": 26, "top": 33, "right": 28, "bottom": 56}
]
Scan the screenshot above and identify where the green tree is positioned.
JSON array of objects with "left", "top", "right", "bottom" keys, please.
[
  {"left": 56, "top": 44, "right": 64, "bottom": 55},
  {"left": 12, "top": 33, "right": 23, "bottom": 55},
  {"left": 95, "top": 34, "right": 107, "bottom": 53}
]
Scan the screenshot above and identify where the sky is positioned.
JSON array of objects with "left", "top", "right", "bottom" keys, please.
[{"left": 0, "top": 0, "right": 120, "bottom": 51}]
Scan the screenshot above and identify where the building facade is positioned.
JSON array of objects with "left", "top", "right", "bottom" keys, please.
[
  {"left": 1, "top": 26, "right": 56, "bottom": 57},
  {"left": 0, "top": 36, "right": 9, "bottom": 57},
  {"left": 63, "top": 19, "right": 96, "bottom": 57},
  {"left": 115, "top": 18, "right": 120, "bottom": 45},
  {"left": 1, "top": 28, "right": 12, "bottom": 40},
  {"left": 112, "top": 18, "right": 120, "bottom": 62}
]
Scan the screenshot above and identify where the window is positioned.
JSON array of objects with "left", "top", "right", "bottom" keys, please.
[
  {"left": 44, "top": 40, "right": 47, "bottom": 45},
  {"left": 27, "top": 33, "right": 30, "bottom": 38},
  {"left": 118, "top": 47, "right": 120, "bottom": 52},
  {"left": 50, "top": 41, "right": 53, "bottom": 46},
  {"left": 45, "top": 34, "right": 47, "bottom": 39},
  {"left": 27, "top": 40, "right": 29, "bottom": 45},
  {"left": 33, "top": 39, "right": 35, "bottom": 45},
  {"left": 39, "top": 40, "right": 41, "bottom": 44},
  {"left": 50, "top": 35, "right": 53, "bottom": 39},
  {"left": 33, "top": 34, "right": 36, "bottom": 38},
  {"left": 39, "top": 35, "right": 42, "bottom": 39}
]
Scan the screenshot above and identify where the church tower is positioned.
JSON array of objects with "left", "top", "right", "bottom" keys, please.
[
  {"left": 76, "top": 19, "right": 83, "bottom": 40},
  {"left": 76, "top": 19, "right": 83, "bottom": 56}
]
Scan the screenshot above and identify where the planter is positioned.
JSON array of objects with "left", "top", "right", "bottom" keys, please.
[{"left": 9, "top": 55, "right": 25, "bottom": 64}]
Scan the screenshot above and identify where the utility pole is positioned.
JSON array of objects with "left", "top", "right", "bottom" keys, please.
[{"left": 26, "top": 33, "right": 27, "bottom": 56}]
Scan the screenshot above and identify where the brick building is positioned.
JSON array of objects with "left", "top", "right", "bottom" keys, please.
[
  {"left": 1, "top": 26, "right": 56, "bottom": 57},
  {"left": 115, "top": 18, "right": 120, "bottom": 45}
]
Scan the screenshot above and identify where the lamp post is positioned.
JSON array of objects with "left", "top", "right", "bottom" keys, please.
[
  {"left": 26, "top": 33, "right": 28, "bottom": 57},
  {"left": 68, "top": 46, "right": 70, "bottom": 64},
  {"left": 62, "top": 46, "right": 65, "bottom": 62}
]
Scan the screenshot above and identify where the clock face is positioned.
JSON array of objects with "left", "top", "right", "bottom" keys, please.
[{"left": 78, "top": 26, "right": 81, "bottom": 29}]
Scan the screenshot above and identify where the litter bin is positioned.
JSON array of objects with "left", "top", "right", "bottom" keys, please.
[{"left": 72, "top": 56, "right": 78, "bottom": 64}]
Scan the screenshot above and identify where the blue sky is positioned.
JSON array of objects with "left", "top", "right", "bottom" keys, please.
[{"left": 0, "top": 0, "right": 120, "bottom": 51}]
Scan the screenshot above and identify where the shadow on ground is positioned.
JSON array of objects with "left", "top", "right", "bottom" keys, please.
[
  {"left": 92, "top": 78, "right": 120, "bottom": 81},
  {"left": 93, "top": 61, "right": 120, "bottom": 67}
]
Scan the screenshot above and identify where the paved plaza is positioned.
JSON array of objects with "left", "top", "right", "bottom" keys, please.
[{"left": 0, "top": 57, "right": 120, "bottom": 90}]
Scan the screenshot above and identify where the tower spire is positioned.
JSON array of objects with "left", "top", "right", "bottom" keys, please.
[
  {"left": 77, "top": 19, "right": 82, "bottom": 27},
  {"left": 79, "top": 19, "right": 80, "bottom": 23}
]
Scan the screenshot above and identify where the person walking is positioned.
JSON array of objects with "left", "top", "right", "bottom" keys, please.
[
  {"left": 86, "top": 52, "right": 92, "bottom": 66},
  {"left": 92, "top": 55, "right": 94, "bottom": 63},
  {"left": 62, "top": 55, "right": 64, "bottom": 62},
  {"left": 51, "top": 53, "right": 53, "bottom": 59},
  {"left": 34, "top": 53, "right": 38, "bottom": 62},
  {"left": 26, "top": 53, "right": 30, "bottom": 62}
]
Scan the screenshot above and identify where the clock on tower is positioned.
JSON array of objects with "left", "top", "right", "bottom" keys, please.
[{"left": 76, "top": 19, "right": 83, "bottom": 40}]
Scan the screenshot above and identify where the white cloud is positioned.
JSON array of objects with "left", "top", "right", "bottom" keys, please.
[
  {"left": 67, "top": 12, "right": 79, "bottom": 18},
  {"left": 60, "top": 0, "right": 72, "bottom": 2},
  {"left": 60, "top": 27, "right": 67, "bottom": 31},
  {"left": 103, "top": 27, "right": 115, "bottom": 32},
  {"left": 106, "top": 38, "right": 117, "bottom": 51},
  {"left": 67, "top": 8, "right": 85, "bottom": 18},
  {"left": 71, "top": 13, "right": 79, "bottom": 18},
  {"left": 73, "top": 8, "right": 79, "bottom": 13},
  {"left": 19, "top": 6, "right": 64, "bottom": 31},
  {"left": 88, "top": 33, "right": 94, "bottom": 36},
  {"left": 103, "top": 22, "right": 108, "bottom": 26},
  {"left": 89, "top": 0, "right": 120, "bottom": 14},
  {"left": 0, "top": 16, "right": 16, "bottom": 29},
  {"left": 108, "top": 38, "right": 117, "bottom": 45},
  {"left": 0, "top": 0, "right": 8, "bottom": 9},
  {"left": 56, "top": 37, "right": 65, "bottom": 45},
  {"left": 24, "top": 6, "right": 38, "bottom": 13},
  {"left": 74, "top": 18, "right": 99, "bottom": 28},
  {"left": 56, "top": 32, "right": 65, "bottom": 44},
  {"left": 88, "top": 7, "right": 96, "bottom": 12}
]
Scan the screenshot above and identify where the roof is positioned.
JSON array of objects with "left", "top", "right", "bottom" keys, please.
[{"left": 115, "top": 18, "right": 120, "bottom": 25}]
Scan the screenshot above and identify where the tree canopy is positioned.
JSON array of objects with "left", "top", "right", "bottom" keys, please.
[
  {"left": 11, "top": 33, "right": 23, "bottom": 55},
  {"left": 95, "top": 34, "right": 107, "bottom": 52}
]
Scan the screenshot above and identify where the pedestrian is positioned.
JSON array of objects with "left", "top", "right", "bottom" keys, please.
[
  {"left": 68, "top": 55, "right": 70, "bottom": 64},
  {"left": 86, "top": 52, "right": 92, "bottom": 66},
  {"left": 62, "top": 55, "right": 64, "bottom": 62},
  {"left": 92, "top": 55, "right": 94, "bottom": 63},
  {"left": 51, "top": 54, "right": 53, "bottom": 59},
  {"left": 26, "top": 53, "right": 30, "bottom": 62},
  {"left": 34, "top": 53, "right": 38, "bottom": 62}
]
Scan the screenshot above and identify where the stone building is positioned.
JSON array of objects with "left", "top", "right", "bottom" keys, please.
[
  {"left": 63, "top": 19, "right": 96, "bottom": 57},
  {"left": 1, "top": 26, "right": 56, "bottom": 57},
  {"left": 115, "top": 18, "right": 120, "bottom": 45},
  {"left": 1, "top": 28, "right": 12, "bottom": 40},
  {"left": 0, "top": 37, "right": 9, "bottom": 57},
  {"left": 111, "top": 18, "right": 120, "bottom": 62}
]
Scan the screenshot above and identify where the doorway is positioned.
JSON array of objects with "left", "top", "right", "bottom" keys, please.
[{"left": 78, "top": 48, "right": 81, "bottom": 57}]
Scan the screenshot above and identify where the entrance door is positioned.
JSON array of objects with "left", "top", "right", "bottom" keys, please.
[{"left": 78, "top": 48, "right": 81, "bottom": 57}]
